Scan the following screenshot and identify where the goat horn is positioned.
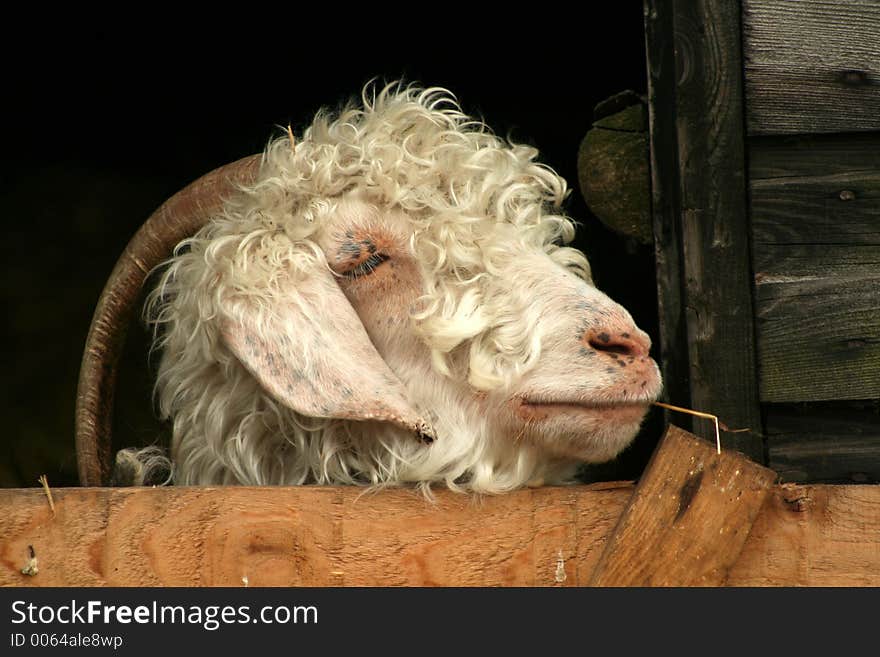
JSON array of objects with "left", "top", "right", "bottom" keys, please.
[{"left": 75, "top": 155, "right": 261, "bottom": 486}]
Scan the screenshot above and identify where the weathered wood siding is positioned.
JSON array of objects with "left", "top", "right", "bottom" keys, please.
[
  {"left": 764, "top": 402, "right": 880, "bottom": 483},
  {"left": 643, "top": 0, "right": 763, "bottom": 460},
  {"left": 739, "top": 1, "right": 880, "bottom": 483},
  {"left": 743, "top": 0, "right": 880, "bottom": 135},
  {"left": 749, "top": 133, "right": 880, "bottom": 403}
]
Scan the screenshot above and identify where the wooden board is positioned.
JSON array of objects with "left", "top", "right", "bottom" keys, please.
[
  {"left": 643, "top": 0, "right": 692, "bottom": 432},
  {"left": 765, "top": 401, "right": 880, "bottom": 484},
  {"left": 589, "top": 425, "right": 777, "bottom": 586},
  {"left": 0, "top": 483, "right": 631, "bottom": 587},
  {"left": 728, "top": 482, "right": 880, "bottom": 585},
  {"left": 743, "top": 0, "right": 880, "bottom": 135},
  {"left": 749, "top": 135, "right": 880, "bottom": 402},
  {"left": 749, "top": 132, "right": 880, "bottom": 179},
  {"left": 644, "top": 0, "right": 763, "bottom": 458},
  {"left": 2, "top": 479, "right": 878, "bottom": 586}
]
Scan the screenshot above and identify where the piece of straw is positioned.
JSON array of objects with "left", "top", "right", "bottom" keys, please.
[
  {"left": 652, "top": 401, "right": 747, "bottom": 455},
  {"left": 38, "top": 475, "right": 56, "bottom": 516}
]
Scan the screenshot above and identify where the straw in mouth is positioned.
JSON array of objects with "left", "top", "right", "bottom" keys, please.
[{"left": 652, "top": 401, "right": 750, "bottom": 454}]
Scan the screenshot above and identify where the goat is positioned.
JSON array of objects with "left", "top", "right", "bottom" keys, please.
[{"left": 129, "top": 82, "right": 662, "bottom": 494}]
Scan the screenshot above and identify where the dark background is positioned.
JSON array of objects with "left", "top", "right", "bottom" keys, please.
[{"left": 1, "top": 8, "right": 659, "bottom": 488}]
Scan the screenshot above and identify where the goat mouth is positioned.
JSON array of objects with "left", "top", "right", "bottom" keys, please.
[{"left": 515, "top": 398, "right": 652, "bottom": 422}]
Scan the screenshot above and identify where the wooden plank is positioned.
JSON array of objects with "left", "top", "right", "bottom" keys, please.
[
  {"left": 2, "top": 479, "right": 880, "bottom": 586},
  {"left": 728, "top": 483, "right": 880, "bottom": 586},
  {"left": 755, "top": 276, "right": 880, "bottom": 402},
  {"left": 742, "top": 0, "right": 880, "bottom": 135},
  {"left": 0, "top": 483, "right": 631, "bottom": 587},
  {"left": 749, "top": 132, "right": 880, "bottom": 179},
  {"left": 643, "top": 0, "right": 692, "bottom": 433},
  {"left": 589, "top": 425, "right": 777, "bottom": 586},
  {"left": 765, "top": 402, "right": 880, "bottom": 483},
  {"left": 749, "top": 136, "right": 880, "bottom": 402},
  {"left": 644, "top": 0, "right": 763, "bottom": 458}
]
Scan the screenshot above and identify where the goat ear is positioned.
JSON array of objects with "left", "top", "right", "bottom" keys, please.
[{"left": 220, "top": 265, "right": 436, "bottom": 443}]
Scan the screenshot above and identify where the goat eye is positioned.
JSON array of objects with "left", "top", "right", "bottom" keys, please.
[{"left": 343, "top": 253, "right": 390, "bottom": 278}]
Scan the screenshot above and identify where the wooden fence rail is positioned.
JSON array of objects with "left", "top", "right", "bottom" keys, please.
[{"left": 2, "top": 481, "right": 878, "bottom": 587}]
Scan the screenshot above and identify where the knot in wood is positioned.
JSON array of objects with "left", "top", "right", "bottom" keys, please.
[
  {"left": 838, "top": 69, "right": 870, "bottom": 87},
  {"left": 781, "top": 485, "right": 812, "bottom": 513}
]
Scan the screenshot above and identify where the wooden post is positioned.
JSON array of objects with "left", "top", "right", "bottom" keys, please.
[
  {"left": 643, "top": 0, "right": 764, "bottom": 460},
  {"left": 589, "top": 425, "right": 777, "bottom": 586}
]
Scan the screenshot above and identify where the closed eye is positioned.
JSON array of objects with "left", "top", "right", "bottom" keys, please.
[{"left": 343, "top": 253, "right": 389, "bottom": 278}]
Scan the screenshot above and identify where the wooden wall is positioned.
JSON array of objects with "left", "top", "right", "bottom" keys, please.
[
  {"left": 645, "top": 0, "right": 880, "bottom": 484},
  {"left": 742, "top": 0, "right": 880, "bottom": 482}
]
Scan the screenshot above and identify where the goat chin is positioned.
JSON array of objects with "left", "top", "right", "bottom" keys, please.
[{"left": 118, "top": 81, "right": 661, "bottom": 493}]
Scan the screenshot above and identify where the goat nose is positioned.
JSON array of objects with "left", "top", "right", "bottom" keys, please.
[{"left": 585, "top": 327, "right": 651, "bottom": 358}]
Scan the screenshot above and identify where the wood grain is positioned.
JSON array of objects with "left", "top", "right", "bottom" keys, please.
[
  {"left": 2, "top": 478, "right": 878, "bottom": 586},
  {"left": 0, "top": 483, "right": 631, "bottom": 587},
  {"left": 743, "top": 0, "right": 880, "bottom": 135},
  {"left": 749, "top": 136, "right": 880, "bottom": 402},
  {"left": 644, "top": 0, "right": 763, "bottom": 458},
  {"left": 728, "top": 483, "right": 880, "bottom": 585},
  {"left": 589, "top": 425, "right": 777, "bottom": 586},
  {"left": 643, "top": 0, "right": 692, "bottom": 434},
  {"left": 765, "top": 401, "right": 880, "bottom": 484},
  {"left": 749, "top": 132, "right": 880, "bottom": 179}
]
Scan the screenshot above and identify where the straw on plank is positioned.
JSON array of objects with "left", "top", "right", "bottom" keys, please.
[{"left": 38, "top": 474, "right": 56, "bottom": 516}]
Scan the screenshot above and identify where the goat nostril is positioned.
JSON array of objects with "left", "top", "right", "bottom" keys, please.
[
  {"left": 590, "top": 340, "right": 632, "bottom": 356},
  {"left": 586, "top": 330, "right": 647, "bottom": 358},
  {"left": 588, "top": 337, "right": 633, "bottom": 356}
]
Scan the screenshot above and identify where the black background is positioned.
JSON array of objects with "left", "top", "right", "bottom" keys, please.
[{"left": 1, "top": 8, "right": 660, "bottom": 488}]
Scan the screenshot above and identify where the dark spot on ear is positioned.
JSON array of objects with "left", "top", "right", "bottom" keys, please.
[
  {"left": 579, "top": 347, "right": 593, "bottom": 358},
  {"left": 605, "top": 367, "right": 616, "bottom": 375},
  {"left": 617, "top": 360, "right": 626, "bottom": 368},
  {"left": 361, "top": 239, "right": 377, "bottom": 254},
  {"left": 597, "top": 332, "right": 610, "bottom": 344},
  {"left": 345, "top": 230, "right": 354, "bottom": 239},
  {"left": 621, "top": 332, "right": 630, "bottom": 339}
]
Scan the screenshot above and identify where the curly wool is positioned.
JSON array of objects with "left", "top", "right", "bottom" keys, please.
[{"left": 144, "top": 82, "right": 593, "bottom": 492}]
